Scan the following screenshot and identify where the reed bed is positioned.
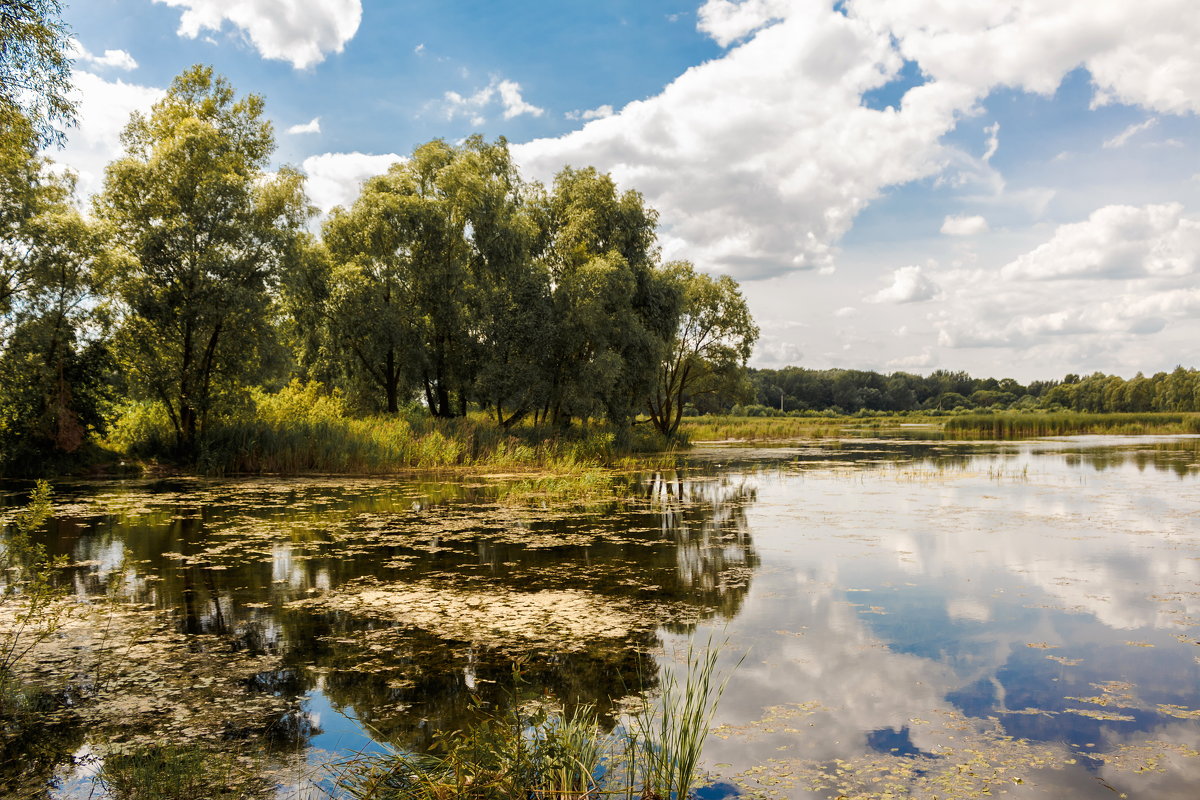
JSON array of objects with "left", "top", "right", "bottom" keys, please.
[
  {"left": 679, "top": 414, "right": 920, "bottom": 442},
  {"left": 944, "top": 412, "right": 1200, "bottom": 439}
]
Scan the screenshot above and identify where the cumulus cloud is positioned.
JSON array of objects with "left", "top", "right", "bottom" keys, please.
[
  {"left": 153, "top": 0, "right": 362, "bottom": 69},
  {"left": 850, "top": 0, "right": 1200, "bottom": 114},
  {"left": 301, "top": 152, "right": 403, "bottom": 213},
  {"left": 1001, "top": 204, "right": 1200, "bottom": 281},
  {"left": 751, "top": 336, "right": 804, "bottom": 367},
  {"left": 516, "top": 4, "right": 951, "bottom": 279},
  {"left": 867, "top": 265, "right": 940, "bottom": 303},
  {"left": 515, "top": 0, "right": 1200, "bottom": 283},
  {"left": 696, "top": 0, "right": 792, "bottom": 47},
  {"left": 931, "top": 204, "right": 1200, "bottom": 356},
  {"left": 888, "top": 348, "right": 936, "bottom": 369},
  {"left": 565, "top": 104, "right": 614, "bottom": 121},
  {"left": 940, "top": 214, "right": 989, "bottom": 236},
  {"left": 442, "top": 78, "right": 544, "bottom": 126},
  {"left": 70, "top": 41, "right": 138, "bottom": 71},
  {"left": 54, "top": 71, "right": 164, "bottom": 198},
  {"left": 287, "top": 117, "right": 321, "bottom": 135},
  {"left": 1103, "top": 118, "right": 1157, "bottom": 149}
]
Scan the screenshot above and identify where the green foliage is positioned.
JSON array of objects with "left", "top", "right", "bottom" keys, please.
[
  {"left": 0, "top": 0, "right": 75, "bottom": 147},
  {"left": 0, "top": 90, "right": 112, "bottom": 476},
  {"left": 105, "top": 382, "right": 662, "bottom": 475},
  {"left": 95, "top": 65, "right": 310, "bottom": 456},
  {"left": 647, "top": 261, "right": 758, "bottom": 437}
]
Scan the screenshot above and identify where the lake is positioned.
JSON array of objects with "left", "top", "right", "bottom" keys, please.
[{"left": 5, "top": 434, "right": 1200, "bottom": 798}]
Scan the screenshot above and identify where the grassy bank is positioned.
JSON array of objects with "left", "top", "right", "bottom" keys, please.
[
  {"left": 944, "top": 411, "right": 1200, "bottom": 438},
  {"left": 105, "top": 382, "right": 678, "bottom": 476}
]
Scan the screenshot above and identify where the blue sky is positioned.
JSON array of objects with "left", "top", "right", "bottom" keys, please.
[{"left": 57, "top": 0, "right": 1200, "bottom": 381}]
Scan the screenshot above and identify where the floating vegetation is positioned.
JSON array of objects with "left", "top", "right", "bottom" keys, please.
[
  {"left": 287, "top": 579, "right": 665, "bottom": 653},
  {"left": 729, "top": 710, "right": 1071, "bottom": 800}
]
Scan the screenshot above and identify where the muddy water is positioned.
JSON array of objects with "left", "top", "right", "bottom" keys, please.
[{"left": 5, "top": 435, "right": 1200, "bottom": 798}]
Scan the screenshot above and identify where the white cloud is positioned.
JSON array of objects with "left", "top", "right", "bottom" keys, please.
[
  {"left": 287, "top": 117, "right": 322, "bottom": 135},
  {"left": 888, "top": 348, "right": 936, "bottom": 369},
  {"left": 565, "top": 104, "right": 614, "bottom": 121},
  {"left": 867, "top": 265, "right": 940, "bottom": 303},
  {"left": 301, "top": 152, "right": 403, "bottom": 213},
  {"left": 850, "top": 0, "right": 1200, "bottom": 114},
  {"left": 1103, "top": 118, "right": 1157, "bottom": 149},
  {"left": 696, "top": 0, "right": 792, "bottom": 47},
  {"left": 414, "top": 43, "right": 425, "bottom": 55},
  {"left": 833, "top": 306, "right": 858, "bottom": 318},
  {"left": 981, "top": 121, "right": 999, "bottom": 161},
  {"left": 442, "top": 77, "right": 544, "bottom": 125},
  {"left": 752, "top": 336, "right": 804, "bottom": 367},
  {"left": 940, "top": 214, "right": 989, "bottom": 236},
  {"left": 153, "top": 0, "right": 362, "bottom": 69},
  {"left": 1001, "top": 204, "right": 1200, "bottom": 281},
  {"left": 515, "top": 0, "right": 1200, "bottom": 283},
  {"left": 70, "top": 41, "right": 138, "bottom": 71},
  {"left": 931, "top": 204, "right": 1200, "bottom": 358},
  {"left": 53, "top": 71, "right": 164, "bottom": 198},
  {"left": 516, "top": 4, "right": 952, "bottom": 279}
]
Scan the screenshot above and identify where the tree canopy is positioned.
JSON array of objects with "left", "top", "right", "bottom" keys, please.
[{"left": 0, "top": 0, "right": 75, "bottom": 147}]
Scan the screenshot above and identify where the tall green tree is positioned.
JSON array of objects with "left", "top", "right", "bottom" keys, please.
[
  {"left": 95, "top": 65, "right": 309, "bottom": 454},
  {"left": 0, "top": 113, "right": 109, "bottom": 472},
  {"left": 0, "top": 0, "right": 75, "bottom": 147},
  {"left": 320, "top": 136, "right": 544, "bottom": 418},
  {"left": 541, "top": 167, "right": 677, "bottom": 433},
  {"left": 1, "top": 111, "right": 54, "bottom": 332},
  {"left": 647, "top": 261, "right": 757, "bottom": 437}
]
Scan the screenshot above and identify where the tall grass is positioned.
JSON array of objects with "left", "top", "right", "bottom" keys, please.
[
  {"left": 626, "top": 637, "right": 741, "bottom": 800},
  {"left": 332, "top": 639, "right": 738, "bottom": 800},
  {"left": 679, "top": 414, "right": 930, "bottom": 442},
  {"left": 945, "top": 412, "right": 1200, "bottom": 439},
  {"left": 106, "top": 381, "right": 659, "bottom": 476}
]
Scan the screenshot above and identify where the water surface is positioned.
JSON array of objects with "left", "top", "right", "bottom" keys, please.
[{"left": 5, "top": 436, "right": 1199, "bottom": 798}]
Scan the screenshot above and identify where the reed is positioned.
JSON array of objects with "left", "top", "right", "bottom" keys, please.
[
  {"left": 945, "top": 412, "right": 1200, "bottom": 439},
  {"left": 679, "top": 413, "right": 925, "bottom": 442},
  {"left": 331, "top": 638, "right": 739, "bottom": 800},
  {"left": 627, "top": 635, "right": 742, "bottom": 800}
]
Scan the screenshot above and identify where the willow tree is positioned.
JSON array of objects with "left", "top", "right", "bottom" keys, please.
[
  {"left": 541, "top": 167, "right": 679, "bottom": 433},
  {"left": 0, "top": 0, "right": 75, "bottom": 146},
  {"left": 95, "top": 66, "right": 309, "bottom": 454},
  {"left": 322, "top": 136, "right": 544, "bottom": 418},
  {"left": 647, "top": 261, "right": 758, "bottom": 437}
]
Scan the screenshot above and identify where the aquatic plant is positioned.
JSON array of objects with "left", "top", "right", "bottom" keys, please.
[{"left": 331, "top": 639, "right": 739, "bottom": 800}]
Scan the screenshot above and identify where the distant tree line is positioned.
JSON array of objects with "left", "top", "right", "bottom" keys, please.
[
  {"left": 688, "top": 367, "right": 1200, "bottom": 416},
  {"left": 0, "top": 65, "right": 758, "bottom": 472}
]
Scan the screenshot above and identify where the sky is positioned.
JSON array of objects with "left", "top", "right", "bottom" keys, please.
[{"left": 54, "top": 0, "right": 1200, "bottom": 382}]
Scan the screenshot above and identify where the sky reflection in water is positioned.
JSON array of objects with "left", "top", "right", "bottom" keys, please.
[{"left": 10, "top": 435, "right": 1200, "bottom": 798}]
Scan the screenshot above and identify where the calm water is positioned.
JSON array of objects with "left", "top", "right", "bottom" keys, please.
[{"left": 6, "top": 435, "right": 1200, "bottom": 798}]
